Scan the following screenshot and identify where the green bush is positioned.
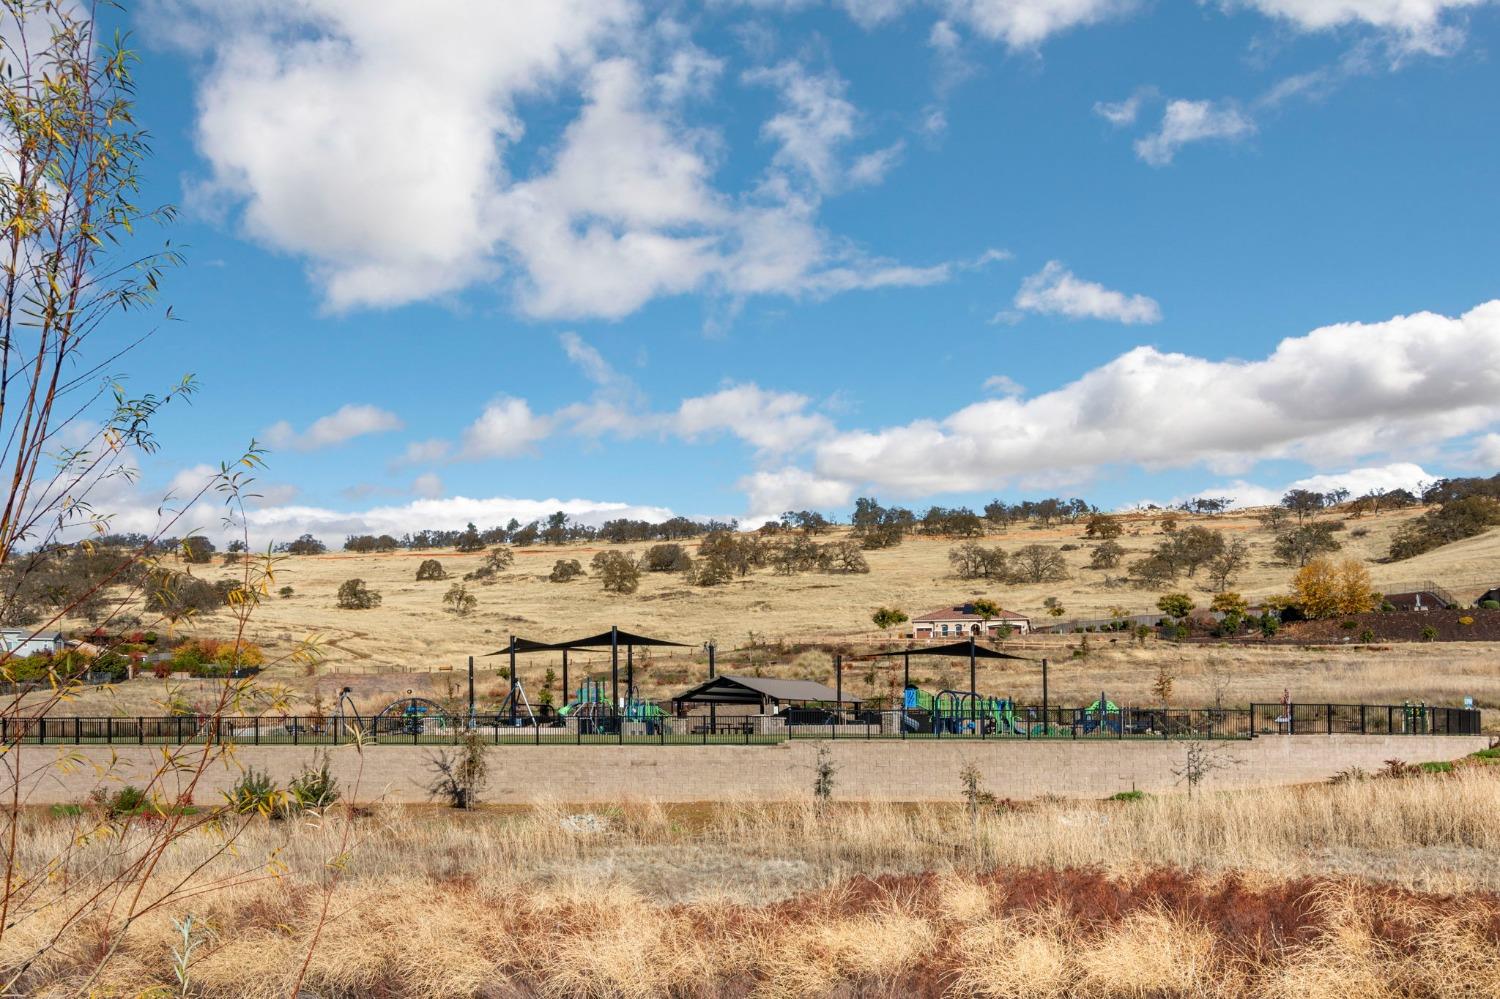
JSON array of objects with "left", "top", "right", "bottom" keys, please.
[
  {"left": 226, "top": 769, "right": 283, "bottom": 816},
  {"left": 1108, "top": 790, "right": 1147, "bottom": 802},
  {"left": 288, "top": 752, "right": 340, "bottom": 812},
  {"left": 1417, "top": 761, "right": 1454, "bottom": 774},
  {"left": 1480, "top": 600, "right": 1500, "bottom": 611}
]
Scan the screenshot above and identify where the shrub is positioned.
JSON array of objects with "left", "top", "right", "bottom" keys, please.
[
  {"left": 335, "top": 578, "right": 381, "bottom": 610},
  {"left": 287, "top": 752, "right": 340, "bottom": 812},
  {"left": 278, "top": 586, "right": 294, "bottom": 599},
  {"left": 549, "top": 559, "right": 583, "bottom": 583},
  {"left": 464, "top": 547, "right": 515, "bottom": 582},
  {"left": 643, "top": 543, "right": 691, "bottom": 572},
  {"left": 1420, "top": 625, "right": 1438, "bottom": 642},
  {"left": 226, "top": 769, "right": 283, "bottom": 816},
  {"left": 144, "top": 568, "right": 221, "bottom": 620},
  {"left": 443, "top": 582, "right": 477, "bottom": 616},
  {"left": 283, "top": 534, "right": 328, "bottom": 555},
  {"left": 1458, "top": 615, "right": 1475, "bottom": 627},
  {"left": 427, "top": 733, "right": 489, "bottom": 809},
  {"left": 415, "top": 559, "right": 447, "bottom": 581},
  {"left": 1480, "top": 600, "right": 1500, "bottom": 611}
]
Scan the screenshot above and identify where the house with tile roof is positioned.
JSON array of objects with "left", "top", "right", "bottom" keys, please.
[{"left": 911, "top": 602, "right": 1030, "bottom": 639}]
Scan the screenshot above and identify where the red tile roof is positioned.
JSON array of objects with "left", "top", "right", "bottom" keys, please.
[{"left": 912, "top": 603, "right": 1030, "bottom": 623}]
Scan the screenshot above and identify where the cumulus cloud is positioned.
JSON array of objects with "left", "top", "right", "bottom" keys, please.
[
  {"left": 460, "top": 398, "right": 554, "bottom": 459},
  {"left": 983, "top": 374, "right": 1025, "bottom": 396},
  {"left": 1232, "top": 0, "right": 1491, "bottom": 53},
  {"left": 165, "top": 2, "right": 948, "bottom": 320},
  {"left": 1173, "top": 462, "right": 1434, "bottom": 509},
  {"left": 738, "top": 466, "right": 856, "bottom": 525},
  {"left": 1012, "top": 261, "right": 1162, "bottom": 324},
  {"left": 1470, "top": 433, "right": 1500, "bottom": 468},
  {"left": 1094, "top": 89, "right": 1151, "bottom": 127},
  {"left": 263, "top": 404, "right": 403, "bottom": 451},
  {"left": 674, "top": 384, "right": 835, "bottom": 454},
  {"left": 813, "top": 301, "right": 1500, "bottom": 495},
  {"left": 938, "top": 0, "right": 1137, "bottom": 48},
  {"left": 1134, "top": 99, "right": 1255, "bottom": 166}
]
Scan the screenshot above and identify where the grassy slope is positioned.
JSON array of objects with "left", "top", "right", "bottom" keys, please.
[{"left": 53, "top": 507, "right": 1500, "bottom": 716}]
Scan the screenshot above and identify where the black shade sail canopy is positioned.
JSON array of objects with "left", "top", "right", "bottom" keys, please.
[
  {"left": 545, "top": 629, "right": 691, "bottom": 649},
  {"left": 480, "top": 637, "right": 564, "bottom": 657},
  {"left": 844, "top": 641, "right": 1036, "bottom": 662}
]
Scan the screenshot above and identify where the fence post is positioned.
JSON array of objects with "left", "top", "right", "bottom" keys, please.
[
  {"left": 292, "top": 717, "right": 298, "bottom": 746},
  {"left": 106, "top": 718, "right": 112, "bottom": 744},
  {"left": 138, "top": 717, "right": 144, "bottom": 746},
  {"left": 1326, "top": 703, "right": 1333, "bottom": 736},
  {"left": 1359, "top": 705, "right": 1366, "bottom": 734},
  {"left": 38, "top": 717, "right": 44, "bottom": 744},
  {"left": 255, "top": 716, "right": 260, "bottom": 746}
]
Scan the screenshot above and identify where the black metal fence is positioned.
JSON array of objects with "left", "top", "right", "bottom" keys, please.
[{"left": 0, "top": 702, "right": 1480, "bottom": 746}]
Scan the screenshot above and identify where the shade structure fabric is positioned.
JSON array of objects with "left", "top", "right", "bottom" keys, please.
[
  {"left": 545, "top": 629, "right": 691, "bottom": 649},
  {"left": 673, "top": 674, "right": 860, "bottom": 706},
  {"left": 844, "top": 641, "right": 1035, "bottom": 662},
  {"left": 480, "top": 637, "right": 565, "bottom": 657}
]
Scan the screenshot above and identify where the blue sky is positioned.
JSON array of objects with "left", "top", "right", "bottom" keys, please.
[{"left": 97, "top": 0, "right": 1500, "bottom": 541}]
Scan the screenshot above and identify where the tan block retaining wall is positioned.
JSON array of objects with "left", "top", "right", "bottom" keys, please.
[{"left": 10, "top": 735, "right": 1491, "bottom": 804}]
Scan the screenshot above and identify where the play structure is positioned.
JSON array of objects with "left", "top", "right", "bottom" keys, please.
[
  {"left": 371, "top": 696, "right": 454, "bottom": 737},
  {"left": 556, "top": 679, "right": 665, "bottom": 734},
  {"left": 901, "top": 685, "right": 1039, "bottom": 736}
]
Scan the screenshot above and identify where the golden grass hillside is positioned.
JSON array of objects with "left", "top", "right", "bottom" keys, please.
[{"left": 44, "top": 505, "right": 1500, "bottom": 717}]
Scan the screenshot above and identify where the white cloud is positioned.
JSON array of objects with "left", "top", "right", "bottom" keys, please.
[
  {"left": 674, "top": 384, "right": 834, "bottom": 454},
  {"left": 1013, "top": 261, "right": 1162, "bottom": 324},
  {"left": 263, "top": 404, "right": 403, "bottom": 451},
  {"left": 738, "top": 466, "right": 856, "bottom": 525},
  {"left": 812, "top": 300, "right": 1500, "bottom": 495},
  {"left": 411, "top": 473, "right": 445, "bottom": 499},
  {"left": 240, "top": 495, "right": 681, "bottom": 548},
  {"left": 1134, "top": 99, "right": 1255, "bottom": 166},
  {"left": 1177, "top": 462, "right": 1434, "bottom": 509},
  {"left": 1094, "top": 88, "right": 1152, "bottom": 127},
  {"left": 394, "top": 439, "right": 452, "bottom": 468},
  {"left": 849, "top": 142, "right": 905, "bottom": 186},
  {"left": 248, "top": 483, "right": 301, "bottom": 508},
  {"left": 983, "top": 374, "right": 1025, "bottom": 396},
  {"left": 460, "top": 398, "right": 553, "bottom": 459},
  {"left": 1471, "top": 433, "right": 1500, "bottom": 468},
  {"left": 167, "top": 3, "right": 948, "bottom": 321},
  {"left": 939, "top": 0, "right": 1137, "bottom": 48},
  {"left": 1232, "top": 0, "right": 1490, "bottom": 53}
]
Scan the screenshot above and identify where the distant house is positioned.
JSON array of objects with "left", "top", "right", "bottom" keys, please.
[
  {"left": 912, "top": 603, "right": 1030, "bottom": 639},
  {"left": 0, "top": 629, "right": 65, "bottom": 659}
]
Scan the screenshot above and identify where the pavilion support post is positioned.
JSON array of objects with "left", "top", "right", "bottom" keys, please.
[
  {"left": 627, "top": 645, "right": 634, "bottom": 703},
  {"left": 610, "top": 626, "right": 620, "bottom": 724},
  {"left": 562, "top": 649, "right": 569, "bottom": 708},
  {"left": 969, "top": 636, "right": 977, "bottom": 734},
  {"left": 467, "top": 656, "right": 475, "bottom": 729},
  {"left": 508, "top": 637, "right": 518, "bottom": 726},
  {"left": 707, "top": 642, "right": 717, "bottom": 733},
  {"left": 835, "top": 655, "right": 842, "bottom": 727},
  {"left": 1041, "top": 658, "right": 1049, "bottom": 734}
]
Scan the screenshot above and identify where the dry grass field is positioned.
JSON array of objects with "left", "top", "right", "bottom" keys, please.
[
  {"left": 46, "top": 506, "right": 1500, "bottom": 718},
  {"left": 6, "top": 766, "right": 1500, "bottom": 997}
]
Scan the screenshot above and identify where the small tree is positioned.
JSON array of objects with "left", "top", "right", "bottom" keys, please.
[
  {"left": 180, "top": 536, "right": 215, "bottom": 564},
  {"left": 1090, "top": 540, "right": 1124, "bottom": 570},
  {"left": 1152, "top": 665, "right": 1175, "bottom": 707},
  {"left": 591, "top": 551, "right": 641, "bottom": 593},
  {"left": 872, "top": 607, "right": 908, "bottom": 635},
  {"left": 1042, "top": 596, "right": 1065, "bottom": 619},
  {"left": 443, "top": 582, "right": 477, "bottom": 617},
  {"left": 1156, "top": 592, "right": 1194, "bottom": 621},
  {"left": 415, "top": 559, "right": 447, "bottom": 581},
  {"left": 427, "top": 733, "right": 490, "bottom": 809},
  {"left": 336, "top": 578, "right": 381, "bottom": 610},
  {"left": 812, "top": 744, "right": 837, "bottom": 813},
  {"left": 1173, "top": 740, "right": 1237, "bottom": 798}
]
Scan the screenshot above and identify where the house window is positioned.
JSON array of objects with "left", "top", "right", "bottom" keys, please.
[{"left": 940, "top": 624, "right": 949, "bottom": 635}]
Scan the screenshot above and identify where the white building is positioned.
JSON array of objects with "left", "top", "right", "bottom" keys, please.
[
  {"left": 911, "top": 603, "right": 1031, "bottom": 639},
  {"left": 0, "top": 629, "right": 65, "bottom": 659}
]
